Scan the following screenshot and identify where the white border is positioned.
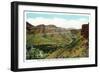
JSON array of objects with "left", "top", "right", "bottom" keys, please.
[{"left": 18, "top": 5, "right": 95, "bottom": 68}]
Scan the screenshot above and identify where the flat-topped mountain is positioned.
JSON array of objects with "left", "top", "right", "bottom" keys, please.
[{"left": 26, "top": 22, "right": 71, "bottom": 34}]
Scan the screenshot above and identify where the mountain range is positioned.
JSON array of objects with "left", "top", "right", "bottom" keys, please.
[{"left": 26, "top": 22, "right": 80, "bottom": 34}]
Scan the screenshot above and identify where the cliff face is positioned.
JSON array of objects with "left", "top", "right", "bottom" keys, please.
[
  {"left": 26, "top": 22, "right": 68, "bottom": 34},
  {"left": 81, "top": 24, "right": 89, "bottom": 39},
  {"left": 34, "top": 24, "right": 46, "bottom": 34},
  {"left": 26, "top": 22, "right": 34, "bottom": 34},
  {"left": 26, "top": 22, "right": 34, "bottom": 31}
]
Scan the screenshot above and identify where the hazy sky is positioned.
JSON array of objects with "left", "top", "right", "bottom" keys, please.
[{"left": 26, "top": 11, "right": 89, "bottom": 29}]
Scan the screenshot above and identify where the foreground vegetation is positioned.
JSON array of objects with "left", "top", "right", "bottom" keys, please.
[{"left": 26, "top": 29, "right": 88, "bottom": 59}]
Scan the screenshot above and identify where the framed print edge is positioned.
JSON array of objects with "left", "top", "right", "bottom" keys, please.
[
  {"left": 11, "top": 2, "right": 18, "bottom": 71},
  {"left": 95, "top": 7, "right": 98, "bottom": 67},
  {"left": 11, "top": 1, "right": 98, "bottom": 72}
]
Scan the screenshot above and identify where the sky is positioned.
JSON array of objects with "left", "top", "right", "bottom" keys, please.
[{"left": 25, "top": 11, "right": 89, "bottom": 29}]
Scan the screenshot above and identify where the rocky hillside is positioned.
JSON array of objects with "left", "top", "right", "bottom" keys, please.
[
  {"left": 26, "top": 22, "right": 80, "bottom": 34},
  {"left": 81, "top": 24, "right": 89, "bottom": 39}
]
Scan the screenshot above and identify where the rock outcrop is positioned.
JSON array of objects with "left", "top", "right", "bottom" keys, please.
[
  {"left": 81, "top": 24, "right": 89, "bottom": 39},
  {"left": 26, "top": 22, "right": 68, "bottom": 34}
]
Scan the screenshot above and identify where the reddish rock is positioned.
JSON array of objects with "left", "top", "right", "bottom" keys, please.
[
  {"left": 81, "top": 24, "right": 89, "bottom": 39},
  {"left": 26, "top": 22, "right": 34, "bottom": 34},
  {"left": 35, "top": 24, "right": 46, "bottom": 33}
]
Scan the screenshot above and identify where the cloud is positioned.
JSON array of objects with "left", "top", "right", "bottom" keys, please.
[{"left": 27, "top": 17, "right": 89, "bottom": 29}]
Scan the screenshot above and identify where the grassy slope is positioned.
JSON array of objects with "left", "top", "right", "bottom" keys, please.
[{"left": 26, "top": 31, "right": 89, "bottom": 59}]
